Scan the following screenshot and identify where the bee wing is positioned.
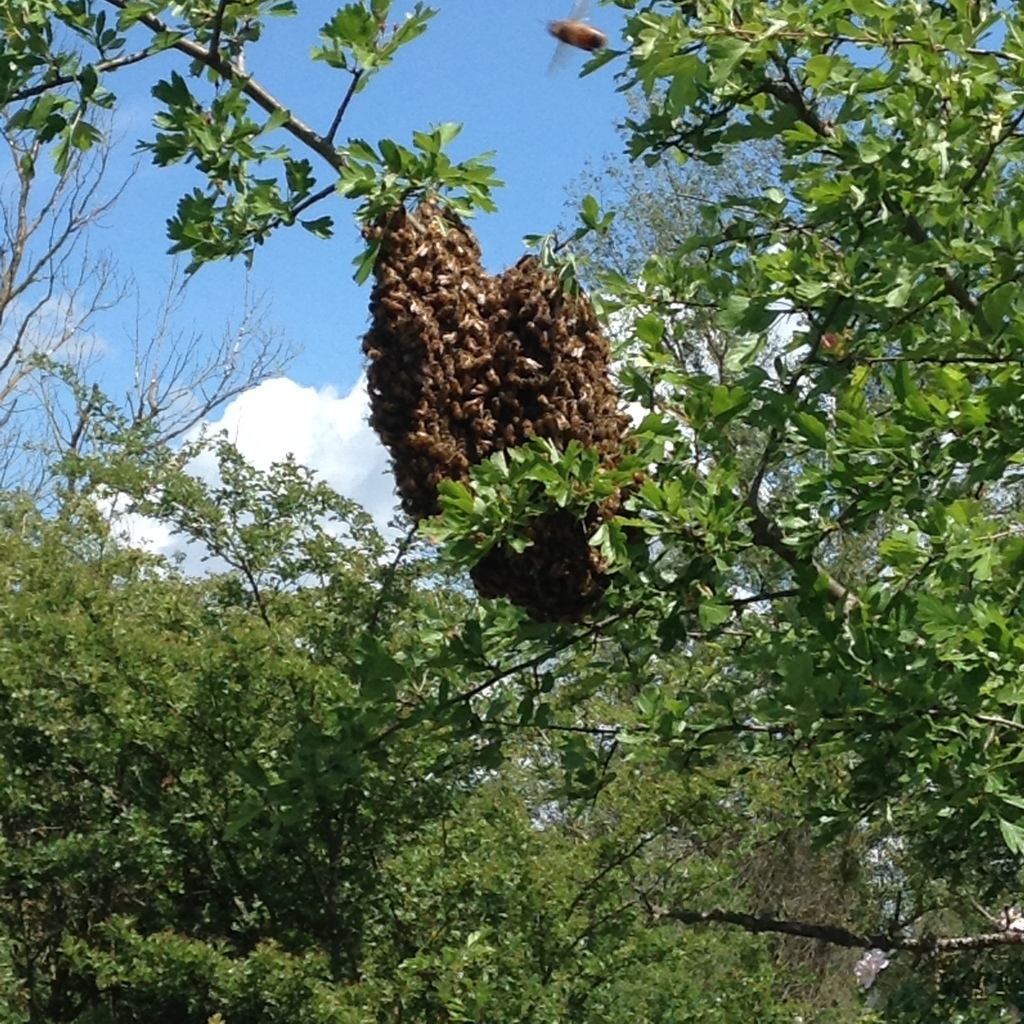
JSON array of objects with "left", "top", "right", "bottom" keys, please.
[
  {"left": 566, "top": 0, "right": 590, "bottom": 18},
  {"left": 547, "top": 39, "right": 573, "bottom": 74}
]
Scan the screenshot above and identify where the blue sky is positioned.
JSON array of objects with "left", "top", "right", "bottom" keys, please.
[{"left": 96, "top": 0, "right": 633, "bottom": 397}]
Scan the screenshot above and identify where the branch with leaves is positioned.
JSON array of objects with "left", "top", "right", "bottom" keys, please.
[{"left": 4, "top": 1, "right": 500, "bottom": 273}]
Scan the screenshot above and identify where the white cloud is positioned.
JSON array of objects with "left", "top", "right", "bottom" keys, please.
[
  {"left": 110, "top": 375, "right": 400, "bottom": 568},
  {"left": 195, "top": 375, "right": 396, "bottom": 526}
]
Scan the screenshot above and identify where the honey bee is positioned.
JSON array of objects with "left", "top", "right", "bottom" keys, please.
[
  {"left": 547, "top": 19, "right": 607, "bottom": 52},
  {"left": 547, "top": 0, "right": 607, "bottom": 70}
]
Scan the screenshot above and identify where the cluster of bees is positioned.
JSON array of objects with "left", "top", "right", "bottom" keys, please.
[{"left": 363, "top": 201, "right": 630, "bottom": 621}]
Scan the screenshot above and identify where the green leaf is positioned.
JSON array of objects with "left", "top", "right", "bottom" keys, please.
[
  {"left": 635, "top": 313, "right": 663, "bottom": 345},
  {"left": 301, "top": 216, "right": 334, "bottom": 239},
  {"left": 435, "top": 122, "right": 462, "bottom": 148},
  {"left": 792, "top": 411, "right": 828, "bottom": 449},
  {"left": 999, "top": 818, "right": 1024, "bottom": 854},
  {"left": 352, "top": 238, "right": 381, "bottom": 283},
  {"left": 710, "top": 385, "right": 749, "bottom": 421},
  {"left": 698, "top": 601, "right": 733, "bottom": 629}
]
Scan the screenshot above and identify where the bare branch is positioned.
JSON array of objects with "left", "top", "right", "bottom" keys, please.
[
  {"left": 0, "top": 129, "right": 130, "bottom": 487},
  {"left": 326, "top": 71, "right": 363, "bottom": 145},
  {"left": 120, "top": 267, "right": 292, "bottom": 442},
  {"left": 0, "top": 116, "right": 293, "bottom": 493},
  {"left": 208, "top": 0, "right": 231, "bottom": 60},
  {"left": 648, "top": 902, "right": 1024, "bottom": 954}
]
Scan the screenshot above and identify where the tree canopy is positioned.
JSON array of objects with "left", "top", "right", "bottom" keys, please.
[{"left": 3, "top": 0, "right": 1024, "bottom": 1019}]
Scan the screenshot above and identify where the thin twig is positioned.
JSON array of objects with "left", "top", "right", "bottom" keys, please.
[
  {"left": 492, "top": 721, "right": 623, "bottom": 736},
  {"left": 208, "top": 0, "right": 231, "bottom": 60},
  {"left": 975, "top": 713, "right": 1024, "bottom": 734},
  {"left": 731, "top": 588, "right": 800, "bottom": 607},
  {"left": 8, "top": 48, "right": 158, "bottom": 103},
  {"left": 293, "top": 183, "right": 336, "bottom": 216},
  {"left": 970, "top": 899, "right": 1004, "bottom": 930},
  {"left": 856, "top": 354, "right": 1024, "bottom": 367},
  {"left": 359, "top": 605, "right": 643, "bottom": 754},
  {"left": 723, "top": 24, "right": 1017, "bottom": 62},
  {"left": 366, "top": 525, "right": 417, "bottom": 634},
  {"left": 902, "top": 214, "right": 992, "bottom": 335},
  {"left": 326, "top": 70, "right": 363, "bottom": 145}
]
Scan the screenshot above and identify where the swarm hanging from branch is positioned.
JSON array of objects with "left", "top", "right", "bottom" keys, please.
[
  {"left": 486, "top": 255, "right": 628, "bottom": 459},
  {"left": 469, "top": 256, "right": 631, "bottom": 619},
  {"left": 362, "top": 201, "right": 631, "bottom": 621},
  {"left": 362, "top": 202, "right": 495, "bottom": 522}
]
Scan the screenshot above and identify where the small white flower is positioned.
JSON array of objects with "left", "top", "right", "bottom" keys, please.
[{"left": 854, "top": 949, "right": 890, "bottom": 990}]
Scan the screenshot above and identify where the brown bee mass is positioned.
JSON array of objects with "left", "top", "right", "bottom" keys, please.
[
  {"left": 362, "top": 203, "right": 494, "bottom": 522},
  {"left": 362, "top": 201, "right": 631, "bottom": 621}
]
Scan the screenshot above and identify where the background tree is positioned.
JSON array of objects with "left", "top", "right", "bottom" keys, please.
[
  {"left": 0, "top": 427, "right": 878, "bottom": 1020},
  {"left": 0, "top": 124, "right": 289, "bottom": 496}
]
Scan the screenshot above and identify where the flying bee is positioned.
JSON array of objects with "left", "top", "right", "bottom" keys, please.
[
  {"left": 547, "top": 18, "right": 607, "bottom": 51},
  {"left": 547, "top": 0, "right": 607, "bottom": 71}
]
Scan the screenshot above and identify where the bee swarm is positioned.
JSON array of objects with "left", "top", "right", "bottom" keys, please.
[{"left": 363, "top": 202, "right": 631, "bottom": 622}]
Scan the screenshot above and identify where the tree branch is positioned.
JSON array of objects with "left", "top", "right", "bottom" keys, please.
[
  {"left": 492, "top": 720, "right": 622, "bottom": 736},
  {"left": 731, "top": 588, "right": 801, "bottom": 607},
  {"left": 650, "top": 903, "right": 1024, "bottom": 954},
  {"left": 359, "top": 605, "right": 644, "bottom": 754},
  {"left": 963, "top": 107, "right": 1024, "bottom": 197},
  {"left": 7, "top": 48, "right": 159, "bottom": 104},
  {"left": 743, "top": 364, "right": 859, "bottom": 613},
  {"left": 857, "top": 354, "right": 1024, "bottom": 366},
  {"left": 727, "top": 24, "right": 1015, "bottom": 62},
  {"left": 974, "top": 712, "right": 1024, "bottom": 734},
  {"left": 902, "top": 214, "right": 992, "bottom": 335},
  {"left": 747, "top": 507, "right": 860, "bottom": 612},
  {"left": 102, "top": 0, "right": 342, "bottom": 171},
  {"left": 208, "top": 0, "right": 231, "bottom": 60},
  {"left": 326, "top": 70, "right": 363, "bottom": 145}
]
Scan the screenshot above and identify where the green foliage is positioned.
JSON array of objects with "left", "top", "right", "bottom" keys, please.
[
  {"left": 427, "top": 438, "right": 641, "bottom": 569},
  {"left": 585, "top": 0, "right": 1024, "bottom": 880},
  {"left": 312, "top": 1, "right": 434, "bottom": 79},
  {"left": 361, "top": 764, "right": 855, "bottom": 1024},
  {"left": 340, "top": 123, "right": 503, "bottom": 281},
  {"left": 11, "top": 0, "right": 1024, "bottom": 1017},
  {"left": 0, "top": 1, "right": 495, "bottom": 272},
  {"left": 523, "top": 193, "right": 616, "bottom": 294},
  {"left": 0, "top": 470, "right": 443, "bottom": 1018},
  {"left": 0, "top": 436, "right": 868, "bottom": 1021}
]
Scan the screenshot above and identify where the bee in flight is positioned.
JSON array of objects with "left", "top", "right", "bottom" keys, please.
[{"left": 547, "top": 1, "right": 607, "bottom": 70}]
